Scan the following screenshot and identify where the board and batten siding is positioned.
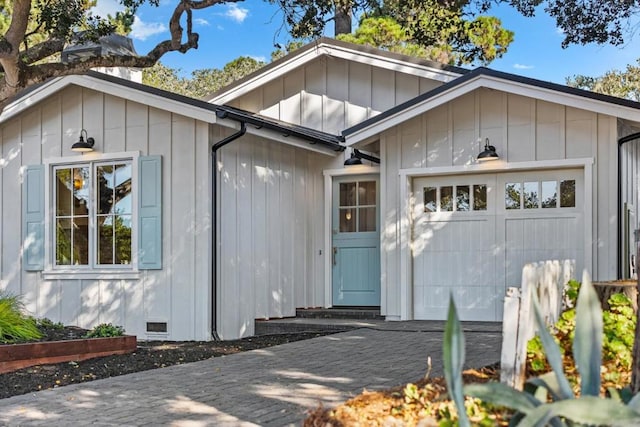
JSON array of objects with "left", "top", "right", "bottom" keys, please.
[
  {"left": 1, "top": 85, "right": 212, "bottom": 341},
  {"left": 229, "top": 56, "right": 443, "bottom": 134},
  {"left": 380, "top": 87, "right": 621, "bottom": 320},
  {"left": 214, "top": 126, "right": 331, "bottom": 339}
]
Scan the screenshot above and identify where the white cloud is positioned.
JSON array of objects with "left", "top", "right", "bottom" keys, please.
[
  {"left": 514, "top": 63, "right": 534, "bottom": 70},
  {"left": 130, "top": 16, "right": 167, "bottom": 41},
  {"left": 195, "top": 18, "right": 210, "bottom": 27},
  {"left": 225, "top": 4, "right": 249, "bottom": 23},
  {"left": 92, "top": 0, "right": 123, "bottom": 18},
  {"left": 250, "top": 55, "right": 266, "bottom": 63}
]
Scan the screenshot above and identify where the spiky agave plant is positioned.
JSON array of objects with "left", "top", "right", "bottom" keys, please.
[{"left": 443, "top": 271, "right": 640, "bottom": 426}]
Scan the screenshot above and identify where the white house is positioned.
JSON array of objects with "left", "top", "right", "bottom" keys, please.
[{"left": 2, "top": 38, "right": 639, "bottom": 341}]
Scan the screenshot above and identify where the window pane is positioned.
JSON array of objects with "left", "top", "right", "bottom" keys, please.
[
  {"left": 440, "top": 186, "right": 453, "bottom": 211},
  {"left": 114, "top": 215, "right": 132, "bottom": 264},
  {"left": 113, "top": 164, "right": 132, "bottom": 215},
  {"left": 56, "top": 169, "right": 72, "bottom": 216},
  {"left": 56, "top": 218, "right": 72, "bottom": 265},
  {"left": 541, "top": 181, "right": 557, "bottom": 208},
  {"left": 473, "top": 185, "right": 487, "bottom": 211},
  {"left": 98, "top": 218, "right": 114, "bottom": 265},
  {"left": 72, "top": 218, "right": 89, "bottom": 265},
  {"left": 560, "top": 179, "right": 576, "bottom": 207},
  {"left": 424, "top": 187, "right": 437, "bottom": 212},
  {"left": 456, "top": 185, "right": 470, "bottom": 211},
  {"left": 505, "top": 183, "right": 521, "bottom": 209},
  {"left": 72, "top": 167, "right": 90, "bottom": 215},
  {"left": 358, "top": 181, "right": 376, "bottom": 206},
  {"left": 339, "top": 182, "right": 356, "bottom": 206},
  {"left": 524, "top": 182, "right": 539, "bottom": 209},
  {"left": 359, "top": 207, "right": 376, "bottom": 232},
  {"left": 339, "top": 208, "right": 356, "bottom": 232}
]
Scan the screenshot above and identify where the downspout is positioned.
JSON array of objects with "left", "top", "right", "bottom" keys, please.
[
  {"left": 617, "top": 131, "right": 640, "bottom": 279},
  {"left": 211, "top": 113, "right": 246, "bottom": 340}
]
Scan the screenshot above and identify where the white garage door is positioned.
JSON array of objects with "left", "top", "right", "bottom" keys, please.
[{"left": 412, "top": 169, "right": 584, "bottom": 321}]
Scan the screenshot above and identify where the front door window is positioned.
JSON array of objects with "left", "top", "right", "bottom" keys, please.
[{"left": 338, "top": 180, "right": 377, "bottom": 233}]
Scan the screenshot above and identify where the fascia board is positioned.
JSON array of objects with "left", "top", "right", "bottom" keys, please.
[
  {"left": 324, "top": 44, "right": 461, "bottom": 83},
  {"left": 480, "top": 76, "right": 640, "bottom": 122},
  {"left": 209, "top": 43, "right": 462, "bottom": 105},
  {"left": 345, "top": 77, "right": 484, "bottom": 145},
  {"left": 346, "top": 75, "right": 640, "bottom": 145},
  {"left": 1, "top": 75, "right": 217, "bottom": 124},
  {"left": 208, "top": 46, "right": 330, "bottom": 105}
]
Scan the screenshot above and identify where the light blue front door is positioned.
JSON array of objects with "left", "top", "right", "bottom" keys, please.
[{"left": 332, "top": 176, "right": 380, "bottom": 306}]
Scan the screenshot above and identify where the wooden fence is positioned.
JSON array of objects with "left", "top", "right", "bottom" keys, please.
[{"left": 500, "top": 260, "right": 576, "bottom": 389}]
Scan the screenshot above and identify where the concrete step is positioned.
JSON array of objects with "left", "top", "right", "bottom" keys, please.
[{"left": 295, "top": 307, "right": 383, "bottom": 320}]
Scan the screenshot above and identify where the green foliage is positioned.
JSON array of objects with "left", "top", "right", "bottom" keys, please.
[
  {"left": 443, "top": 296, "right": 470, "bottom": 427},
  {"left": 527, "top": 284, "right": 636, "bottom": 389},
  {"left": 566, "top": 59, "right": 640, "bottom": 102},
  {"left": 452, "top": 273, "right": 640, "bottom": 426},
  {"left": 273, "top": 0, "right": 513, "bottom": 65},
  {"left": 0, "top": 293, "right": 42, "bottom": 343},
  {"left": 142, "top": 57, "right": 266, "bottom": 99},
  {"left": 84, "top": 323, "right": 125, "bottom": 338},
  {"left": 35, "top": 317, "right": 64, "bottom": 330}
]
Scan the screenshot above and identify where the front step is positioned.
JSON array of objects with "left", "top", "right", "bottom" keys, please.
[{"left": 295, "top": 307, "right": 383, "bottom": 320}]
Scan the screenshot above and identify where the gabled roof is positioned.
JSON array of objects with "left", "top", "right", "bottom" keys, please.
[
  {"left": 0, "top": 71, "right": 345, "bottom": 154},
  {"left": 205, "top": 37, "right": 468, "bottom": 105},
  {"left": 344, "top": 67, "right": 640, "bottom": 145}
]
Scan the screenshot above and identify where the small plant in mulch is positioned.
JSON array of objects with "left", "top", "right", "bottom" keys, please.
[
  {"left": 0, "top": 293, "right": 42, "bottom": 343},
  {"left": 83, "top": 323, "right": 125, "bottom": 338}
]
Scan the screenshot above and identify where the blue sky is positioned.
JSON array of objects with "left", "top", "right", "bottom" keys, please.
[{"left": 94, "top": 0, "right": 640, "bottom": 85}]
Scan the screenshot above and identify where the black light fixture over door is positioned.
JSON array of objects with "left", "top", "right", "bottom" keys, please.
[{"left": 344, "top": 149, "right": 380, "bottom": 166}]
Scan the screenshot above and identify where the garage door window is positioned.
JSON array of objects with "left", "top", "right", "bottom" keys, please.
[
  {"left": 424, "top": 184, "right": 487, "bottom": 212},
  {"left": 505, "top": 179, "right": 575, "bottom": 209}
]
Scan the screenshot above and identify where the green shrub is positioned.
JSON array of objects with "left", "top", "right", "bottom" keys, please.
[
  {"left": 0, "top": 293, "right": 42, "bottom": 343},
  {"left": 527, "top": 284, "right": 636, "bottom": 390},
  {"left": 84, "top": 323, "right": 125, "bottom": 338},
  {"left": 35, "top": 317, "right": 64, "bottom": 331}
]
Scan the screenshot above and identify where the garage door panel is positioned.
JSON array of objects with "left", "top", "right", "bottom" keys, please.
[
  {"left": 505, "top": 216, "right": 583, "bottom": 287},
  {"left": 412, "top": 169, "right": 584, "bottom": 322}
]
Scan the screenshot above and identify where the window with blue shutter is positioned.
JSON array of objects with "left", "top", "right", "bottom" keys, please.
[{"left": 24, "top": 155, "right": 162, "bottom": 272}]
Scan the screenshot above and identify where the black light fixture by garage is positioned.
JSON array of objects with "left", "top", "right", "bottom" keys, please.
[
  {"left": 71, "top": 129, "right": 95, "bottom": 152},
  {"left": 344, "top": 149, "right": 380, "bottom": 166},
  {"left": 477, "top": 138, "right": 499, "bottom": 162}
]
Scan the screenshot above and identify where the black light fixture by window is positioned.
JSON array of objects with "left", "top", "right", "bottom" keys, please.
[
  {"left": 344, "top": 149, "right": 380, "bottom": 166},
  {"left": 477, "top": 138, "right": 499, "bottom": 162},
  {"left": 71, "top": 129, "right": 95, "bottom": 152}
]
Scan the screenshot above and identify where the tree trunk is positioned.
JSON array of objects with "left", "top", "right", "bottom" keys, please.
[
  {"left": 632, "top": 237, "right": 640, "bottom": 393},
  {"left": 334, "top": 4, "right": 352, "bottom": 36}
]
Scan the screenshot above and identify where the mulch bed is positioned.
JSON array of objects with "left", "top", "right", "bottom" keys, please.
[{"left": 0, "top": 325, "right": 337, "bottom": 400}]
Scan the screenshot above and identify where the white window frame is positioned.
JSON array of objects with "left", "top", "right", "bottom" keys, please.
[{"left": 43, "top": 152, "right": 140, "bottom": 280}]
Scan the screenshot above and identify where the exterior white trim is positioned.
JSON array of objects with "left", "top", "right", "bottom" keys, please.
[
  {"left": 209, "top": 42, "right": 462, "bottom": 105},
  {"left": 323, "top": 166, "right": 380, "bottom": 308},
  {"left": 43, "top": 151, "right": 140, "bottom": 277},
  {"left": 346, "top": 74, "right": 640, "bottom": 145},
  {"left": 397, "top": 158, "right": 594, "bottom": 321},
  {"left": 1, "top": 75, "right": 217, "bottom": 125}
]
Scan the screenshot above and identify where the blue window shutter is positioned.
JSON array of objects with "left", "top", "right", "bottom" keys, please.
[
  {"left": 138, "top": 155, "right": 162, "bottom": 269},
  {"left": 23, "top": 165, "right": 45, "bottom": 271}
]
